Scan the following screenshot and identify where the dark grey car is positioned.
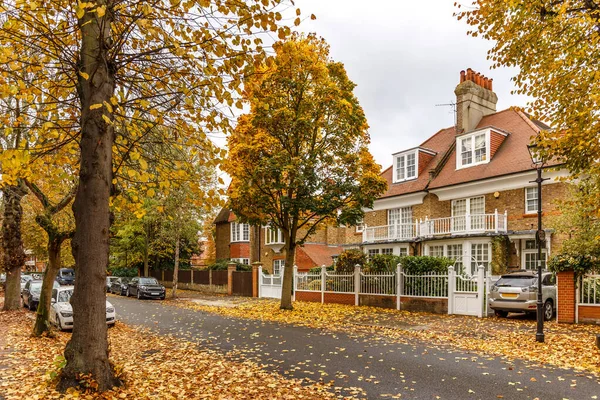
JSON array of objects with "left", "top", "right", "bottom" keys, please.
[
  {"left": 110, "top": 277, "right": 131, "bottom": 295},
  {"left": 489, "top": 271, "right": 556, "bottom": 320},
  {"left": 126, "top": 277, "right": 165, "bottom": 300},
  {"left": 21, "top": 280, "right": 60, "bottom": 310}
]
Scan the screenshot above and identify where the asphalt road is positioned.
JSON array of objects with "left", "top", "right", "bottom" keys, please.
[{"left": 109, "top": 295, "right": 600, "bottom": 399}]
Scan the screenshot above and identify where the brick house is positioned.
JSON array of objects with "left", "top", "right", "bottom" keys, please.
[
  {"left": 214, "top": 208, "right": 359, "bottom": 273},
  {"left": 354, "top": 69, "right": 569, "bottom": 275}
]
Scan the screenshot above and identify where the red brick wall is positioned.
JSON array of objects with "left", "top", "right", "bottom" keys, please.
[
  {"left": 490, "top": 130, "right": 507, "bottom": 158},
  {"left": 230, "top": 242, "right": 250, "bottom": 259},
  {"left": 557, "top": 271, "right": 576, "bottom": 323},
  {"left": 323, "top": 292, "right": 355, "bottom": 305},
  {"left": 578, "top": 306, "right": 600, "bottom": 324},
  {"left": 215, "top": 223, "right": 230, "bottom": 260},
  {"left": 295, "top": 291, "right": 321, "bottom": 303}
]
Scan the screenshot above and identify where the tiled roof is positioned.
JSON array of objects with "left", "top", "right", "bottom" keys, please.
[
  {"left": 379, "top": 127, "right": 456, "bottom": 199},
  {"left": 379, "top": 108, "right": 559, "bottom": 195},
  {"left": 298, "top": 243, "right": 341, "bottom": 268}
]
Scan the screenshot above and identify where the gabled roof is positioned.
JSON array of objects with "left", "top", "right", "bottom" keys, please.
[
  {"left": 379, "top": 108, "right": 560, "bottom": 196},
  {"left": 214, "top": 207, "right": 231, "bottom": 224}
]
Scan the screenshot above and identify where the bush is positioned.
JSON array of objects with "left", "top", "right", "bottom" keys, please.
[
  {"left": 400, "top": 256, "right": 454, "bottom": 274},
  {"left": 109, "top": 267, "right": 138, "bottom": 277},
  {"left": 308, "top": 265, "right": 334, "bottom": 274},
  {"left": 367, "top": 254, "right": 404, "bottom": 272},
  {"left": 207, "top": 259, "right": 252, "bottom": 272},
  {"left": 307, "top": 279, "right": 322, "bottom": 291},
  {"left": 335, "top": 249, "right": 367, "bottom": 273},
  {"left": 548, "top": 252, "right": 598, "bottom": 278}
]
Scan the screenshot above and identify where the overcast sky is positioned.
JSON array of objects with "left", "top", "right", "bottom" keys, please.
[{"left": 293, "top": 0, "right": 530, "bottom": 169}]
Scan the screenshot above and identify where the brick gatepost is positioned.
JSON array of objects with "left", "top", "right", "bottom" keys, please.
[
  {"left": 251, "top": 262, "right": 262, "bottom": 298},
  {"left": 227, "top": 262, "right": 236, "bottom": 296},
  {"left": 557, "top": 270, "right": 576, "bottom": 323}
]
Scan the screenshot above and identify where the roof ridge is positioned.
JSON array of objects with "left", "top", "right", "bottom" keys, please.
[{"left": 514, "top": 109, "right": 542, "bottom": 134}]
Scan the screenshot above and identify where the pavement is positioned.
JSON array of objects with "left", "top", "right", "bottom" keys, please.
[{"left": 109, "top": 295, "right": 600, "bottom": 399}]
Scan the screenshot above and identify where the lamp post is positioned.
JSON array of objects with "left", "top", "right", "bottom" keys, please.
[{"left": 527, "top": 143, "right": 549, "bottom": 343}]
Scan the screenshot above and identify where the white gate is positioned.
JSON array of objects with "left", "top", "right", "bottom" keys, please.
[
  {"left": 258, "top": 267, "right": 282, "bottom": 299},
  {"left": 448, "top": 265, "right": 485, "bottom": 317}
]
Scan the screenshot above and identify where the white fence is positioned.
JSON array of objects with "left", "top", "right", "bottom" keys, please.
[
  {"left": 290, "top": 264, "right": 487, "bottom": 317},
  {"left": 579, "top": 274, "right": 600, "bottom": 305}
]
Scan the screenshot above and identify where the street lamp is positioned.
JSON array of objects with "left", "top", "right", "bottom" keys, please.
[{"left": 527, "top": 143, "right": 549, "bottom": 343}]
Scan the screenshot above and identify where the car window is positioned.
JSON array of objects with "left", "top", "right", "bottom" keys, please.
[
  {"left": 495, "top": 276, "right": 536, "bottom": 287},
  {"left": 58, "top": 290, "right": 73, "bottom": 303},
  {"left": 30, "top": 282, "right": 43, "bottom": 294},
  {"left": 139, "top": 278, "right": 158, "bottom": 285},
  {"left": 131, "top": 278, "right": 138, "bottom": 284},
  {"left": 543, "top": 274, "right": 556, "bottom": 286}
]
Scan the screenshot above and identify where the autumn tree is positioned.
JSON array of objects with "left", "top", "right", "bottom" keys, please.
[
  {"left": 458, "top": 1, "right": 600, "bottom": 191},
  {"left": 224, "top": 34, "right": 387, "bottom": 310},
  {"left": 1, "top": 0, "right": 296, "bottom": 392}
]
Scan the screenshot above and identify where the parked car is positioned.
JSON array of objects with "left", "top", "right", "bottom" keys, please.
[
  {"left": 21, "top": 280, "right": 60, "bottom": 311},
  {"left": 110, "top": 277, "right": 131, "bottom": 295},
  {"left": 56, "top": 268, "right": 75, "bottom": 285},
  {"left": 49, "top": 286, "right": 116, "bottom": 330},
  {"left": 489, "top": 271, "right": 556, "bottom": 320},
  {"left": 20, "top": 274, "right": 33, "bottom": 291},
  {"left": 106, "top": 276, "right": 119, "bottom": 292},
  {"left": 127, "top": 277, "right": 166, "bottom": 300}
]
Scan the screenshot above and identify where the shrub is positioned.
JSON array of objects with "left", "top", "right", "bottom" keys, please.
[
  {"left": 548, "top": 252, "right": 598, "bottom": 278},
  {"left": 207, "top": 259, "right": 252, "bottom": 272},
  {"left": 109, "top": 267, "right": 138, "bottom": 277},
  {"left": 367, "top": 254, "right": 404, "bottom": 272},
  {"left": 335, "top": 249, "right": 367, "bottom": 273},
  {"left": 400, "top": 256, "right": 454, "bottom": 274},
  {"left": 307, "top": 279, "right": 322, "bottom": 291},
  {"left": 308, "top": 265, "right": 334, "bottom": 274}
]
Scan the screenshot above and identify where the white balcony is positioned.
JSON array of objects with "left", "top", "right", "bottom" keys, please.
[
  {"left": 362, "top": 210, "right": 507, "bottom": 243},
  {"left": 362, "top": 223, "right": 418, "bottom": 242}
]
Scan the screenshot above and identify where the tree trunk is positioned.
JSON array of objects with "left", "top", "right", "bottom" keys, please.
[
  {"left": 33, "top": 238, "right": 61, "bottom": 336},
  {"left": 171, "top": 236, "right": 180, "bottom": 299},
  {"left": 1, "top": 184, "right": 27, "bottom": 311},
  {"left": 58, "top": 2, "right": 120, "bottom": 392},
  {"left": 143, "top": 229, "right": 149, "bottom": 277},
  {"left": 280, "top": 241, "right": 296, "bottom": 310}
]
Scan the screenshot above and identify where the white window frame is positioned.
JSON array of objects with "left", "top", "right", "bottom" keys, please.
[
  {"left": 521, "top": 239, "right": 547, "bottom": 270},
  {"left": 393, "top": 150, "right": 418, "bottom": 183},
  {"left": 355, "top": 218, "right": 364, "bottom": 233},
  {"left": 230, "top": 222, "right": 250, "bottom": 242},
  {"left": 265, "top": 226, "right": 284, "bottom": 245},
  {"left": 231, "top": 258, "right": 250, "bottom": 265},
  {"left": 456, "top": 129, "right": 491, "bottom": 169},
  {"left": 364, "top": 245, "right": 409, "bottom": 257},
  {"left": 273, "top": 259, "right": 284, "bottom": 275},
  {"left": 525, "top": 187, "right": 539, "bottom": 214},
  {"left": 470, "top": 241, "right": 491, "bottom": 276}
]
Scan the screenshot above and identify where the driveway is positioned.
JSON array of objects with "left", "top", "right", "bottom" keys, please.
[{"left": 110, "top": 295, "right": 600, "bottom": 399}]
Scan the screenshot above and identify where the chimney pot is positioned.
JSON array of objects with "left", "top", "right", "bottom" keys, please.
[
  {"left": 489, "top": 78, "right": 493, "bottom": 91},
  {"left": 460, "top": 70, "right": 466, "bottom": 83}
]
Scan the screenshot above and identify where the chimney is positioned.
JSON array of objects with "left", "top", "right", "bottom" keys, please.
[{"left": 454, "top": 68, "right": 498, "bottom": 134}]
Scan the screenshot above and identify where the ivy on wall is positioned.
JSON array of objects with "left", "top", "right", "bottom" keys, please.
[{"left": 491, "top": 235, "right": 510, "bottom": 275}]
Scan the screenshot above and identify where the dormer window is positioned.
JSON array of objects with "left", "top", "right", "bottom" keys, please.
[
  {"left": 393, "top": 151, "right": 417, "bottom": 183},
  {"left": 456, "top": 129, "right": 491, "bottom": 169}
]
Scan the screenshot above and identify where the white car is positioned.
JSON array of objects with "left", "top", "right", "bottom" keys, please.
[{"left": 49, "top": 286, "right": 116, "bottom": 330}]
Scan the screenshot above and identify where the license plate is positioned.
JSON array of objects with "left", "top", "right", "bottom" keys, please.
[
  {"left": 151, "top": 292, "right": 159, "bottom": 296},
  {"left": 501, "top": 293, "right": 518, "bottom": 298}
]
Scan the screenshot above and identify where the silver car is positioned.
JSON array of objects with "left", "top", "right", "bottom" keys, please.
[{"left": 489, "top": 271, "right": 556, "bottom": 320}]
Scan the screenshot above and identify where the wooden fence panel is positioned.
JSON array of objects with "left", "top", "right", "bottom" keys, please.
[
  {"left": 232, "top": 271, "right": 252, "bottom": 296},
  {"left": 212, "top": 270, "right": 228, "bottom": 285},
  {"left": 164, "top": 270, "right": 174, "bottom": 282},
  {"left": 194, "top": 270, "right": 210, "bottom": 285},
  {"left": 178, "top": 270, "right": 191, "bottom": 284}
]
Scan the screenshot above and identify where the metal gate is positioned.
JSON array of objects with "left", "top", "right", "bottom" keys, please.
[{"left": 232, "top": 271, "right": 253, "bottom": 296}]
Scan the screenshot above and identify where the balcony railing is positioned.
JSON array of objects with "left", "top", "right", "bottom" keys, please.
[{"left": 362, "top": 210, "right": 507, "bottom": 243}]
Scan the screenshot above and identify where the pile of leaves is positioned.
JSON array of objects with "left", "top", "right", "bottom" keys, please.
[
  {"left": 177, "top": 299, "right": 600, "bottom": 375},
  {"left": 0, "top": 309, "right": 337, "bottom": 399}
]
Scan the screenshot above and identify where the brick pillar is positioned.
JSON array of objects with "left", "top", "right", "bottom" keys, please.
[
  {"left": 252, "top": 262, "right": 262, "bottom": 298},
  {"left": 227, "top": 263, "right": 236, "bottom": 296},
  {"left": 557, "top": 270, "right": 576, "bottom": 324}
]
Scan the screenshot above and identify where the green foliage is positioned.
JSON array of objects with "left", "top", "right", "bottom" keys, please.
[
  {"left": 335, "top": 249, "right": 367, "bottom": 273},
  {"left": 308, "top": 265, "right": 334, "bottom": 274},
  {"left": 400, "top": 256, "right": 454, "bottom": 274},
  {"left": 108, "top": 267, "right": 138, "bottom": 278},
  {"left": 207, "top": 259, "right": 252, "bottom": 272},
  {"left": 367, "top": 254, "right": 403, "bottom": 273},
  {"left": 491, "top": 236, "right": 510, "bottom": 275},
  {"left": 548, "top": 252, "right": 597, "bottom": 278}
]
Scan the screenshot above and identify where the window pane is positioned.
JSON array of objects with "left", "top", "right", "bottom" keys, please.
[
  {"left": 381, "top": 248, "right": 393, "bottom": 255},
  {"left": 469, "top": 196, "right": 485, "bottom": 214},
  {"left": 461, "top": 138, "right": 472, "bottom": 165},
  {"left": 396, "top": 156, "right": 405, "bottom": 180},
  {"left": 429, "top": 245, "right": 444, "bottom": 257},
  {"left": 273, "top": 259, "right": 284, "bottom": 275},
  {"left": 399, "top": 248, "right": 408, "bottom": 256},
  {"left": 526, "top": 187, "right": 538, "bottom": 213},
  {"left": 406, "top": 153, "right": 416, "bottom": 178},
  {"left": 368, "top": 249, "right": 379, "bottom": 259},
  {"left": 470, "top": 243, "right": 490, "bottom": 275}
]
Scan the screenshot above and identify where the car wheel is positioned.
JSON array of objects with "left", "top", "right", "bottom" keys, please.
[
  {"left": 494, "top": 310, "right": 509, "bottom": 318},
  {"left": 543, "top": 300, "right": 554, "bottom": 321},
  {"left": 137, "top": 290, "right": 142, "bottom": 300}
]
